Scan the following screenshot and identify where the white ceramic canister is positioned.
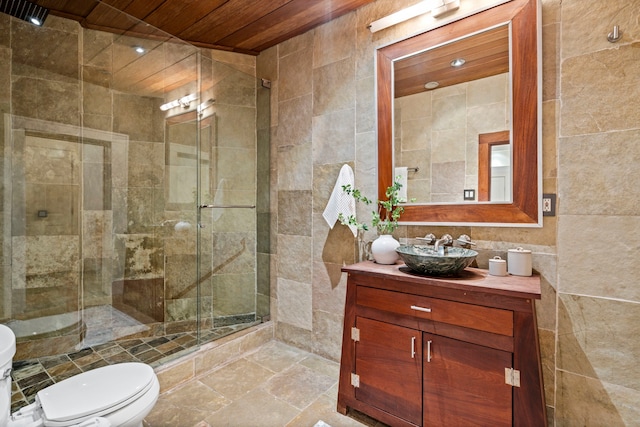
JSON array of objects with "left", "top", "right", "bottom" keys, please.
[
  {"left": 488, "top": 256, "right": 507, "bottom": 276},
  {"left": 508, "top": 247, "right": 532, "bottom": 276}
]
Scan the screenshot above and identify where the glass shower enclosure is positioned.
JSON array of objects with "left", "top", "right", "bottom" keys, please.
[{"left": 0, "top": 2, "right": 268, "bottom": 365}]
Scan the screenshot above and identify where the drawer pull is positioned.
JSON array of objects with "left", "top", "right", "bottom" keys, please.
[
  {"left": 410, "top": 305, "right": 432, "bottom": 313},
  {"left": 427, "top": 340, "right": 433, "bottom": 363},
  {"left": 411, "top": 336, "right": 416, "bottom": 358}
]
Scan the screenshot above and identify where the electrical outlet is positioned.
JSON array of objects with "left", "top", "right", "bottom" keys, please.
[
  {"left": 542, "top": 193, "right": 556, "bottom": 216},
  {"left": 463, "top": 189, "right": 475, "bottom": 201}
]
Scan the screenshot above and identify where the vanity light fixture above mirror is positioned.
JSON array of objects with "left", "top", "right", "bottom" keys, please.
[{"left": 368, "top": 0, "right": 461, "bottom": 33}]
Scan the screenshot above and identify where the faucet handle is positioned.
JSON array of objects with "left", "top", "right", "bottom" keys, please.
[
  {"left": 456, "top": 234, "right": 476, "bottom": 248},
  {"left": 440, "top": 234, "right": 453, "bottom": 246},
  {"left": 415, "top": 233, "right": 436, "bottom": 244}
]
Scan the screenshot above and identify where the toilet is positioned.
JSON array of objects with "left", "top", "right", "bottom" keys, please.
[{"left": 0, "top": 324, "right": 159, "bottom": 427}]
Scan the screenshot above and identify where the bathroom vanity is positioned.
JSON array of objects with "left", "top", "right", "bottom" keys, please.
[{"left": 337, "top": 262, "right": 546, "bottom": 426}]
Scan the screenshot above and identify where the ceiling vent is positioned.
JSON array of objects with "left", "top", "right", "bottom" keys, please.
[{"left": 0, "top": 0, "right": 49, "bottom": 26}]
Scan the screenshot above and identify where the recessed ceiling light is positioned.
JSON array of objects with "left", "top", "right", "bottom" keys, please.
[
  {"left": 134, "top": 46, "right": 146, "bottom": 54},
  {"left": 424, "top": 81, "right": 439, "bottom": 90},
  {"left": 450, "top": 58, "right": 466, "bottom": 67},
  {"left": 29, "top": 17, "right": 42, "bottom": 26}
]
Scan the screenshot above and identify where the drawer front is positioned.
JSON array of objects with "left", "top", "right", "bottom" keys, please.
[{"left": 356, "top": 286, "right": 513, "bottom": 336}]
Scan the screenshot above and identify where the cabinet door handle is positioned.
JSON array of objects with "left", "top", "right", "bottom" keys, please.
[
  {"left": 427, "top": 340, "right": 433, "bottom": 363},
  {"left": 410, "top": 305, "right": 432, "bottom": 313},
  {"left": 411, "top": 336, "right": 416, "bottom": 358}
]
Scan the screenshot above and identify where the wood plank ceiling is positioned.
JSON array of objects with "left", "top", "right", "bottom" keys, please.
[
  {"left": 23, "top": 0, "right": 509, "bottom": 100},
  {"left": 32, "top": 0, "right": 377, "bottom": 55},
  {"left": 394, "top": 24, "right": 510, "bottom": 98}
]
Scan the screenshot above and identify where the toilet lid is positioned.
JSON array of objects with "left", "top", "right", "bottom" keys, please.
[{"left": 38, "top": 362, "right": 155, "bottom": 423}]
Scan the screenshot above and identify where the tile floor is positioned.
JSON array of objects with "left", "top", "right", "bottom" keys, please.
[
  {"left": 10, "top": 324, "right": 250, "bottom": 413},
  {"left": 144, "top": 340, "right": 387, "bottom": 427}
]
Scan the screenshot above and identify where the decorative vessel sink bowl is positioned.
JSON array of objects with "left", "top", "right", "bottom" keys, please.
[{"left": 396, "top": 245, "right": 478, "bottom": 276}]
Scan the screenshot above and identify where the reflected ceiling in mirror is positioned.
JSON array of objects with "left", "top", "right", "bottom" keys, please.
[
  {"left": 394, "top": 24, "right": 509, "bottom": 98},
  {"left": 393, "top": 24, "right": 512, "bottom": 204},
  {"left": 377, "top": 0, "right": 541, "bottom": 226}
]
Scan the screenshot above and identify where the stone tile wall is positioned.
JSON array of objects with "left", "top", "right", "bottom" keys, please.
[
  {"left": 259, "top": 0, "right": 640, "bottom": 424},
  {"left": 554, "top": 0, "right": 640, "bottom": 424}
]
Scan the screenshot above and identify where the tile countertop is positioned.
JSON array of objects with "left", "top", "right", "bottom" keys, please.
[{"left": 341, "top": 261, "right": 541, "bottom": 302}]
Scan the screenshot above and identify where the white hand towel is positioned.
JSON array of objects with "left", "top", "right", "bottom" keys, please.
[
  {"left": 323, "top": 164, "right": 357, "bottom": 237},
  {"left": 394, "top": 167, "right": 408, "bottom": 202}
]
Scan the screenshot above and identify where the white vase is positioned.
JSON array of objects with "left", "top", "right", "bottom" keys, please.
[{"left": 371, "top": 234, "right": 400, "bottom": 265}]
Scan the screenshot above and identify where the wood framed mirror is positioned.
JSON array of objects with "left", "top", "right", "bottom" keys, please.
[{"left": 377, "top": 0, "right": 541, "bottom": 226}]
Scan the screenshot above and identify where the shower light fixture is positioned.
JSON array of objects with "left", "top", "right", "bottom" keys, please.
[
  {"left": 0, "top": 0, "right": 49, "bottom": 26},
  {"left": 159, "top": 94, "right": 197, "bottom": 111},
  {"left": 368, "top": 0, "right": 460, "bottom": 33},
  {"left": 197, "top": 98, "right": 215, "bottom": 115}
]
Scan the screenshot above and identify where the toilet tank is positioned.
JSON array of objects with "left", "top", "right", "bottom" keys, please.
[{"left": 0, "top": 324, "right": 16, "bottom": 427}]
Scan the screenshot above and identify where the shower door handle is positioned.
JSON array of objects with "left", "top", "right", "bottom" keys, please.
[
  {"left": 197, "top": 204, "right": 255, "bottom": 228},
  {"left": 199, "top": 204, "right": 256, "bottom": 209}
]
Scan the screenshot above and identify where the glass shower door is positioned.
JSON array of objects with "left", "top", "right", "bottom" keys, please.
[
  {"left": 7, "top": 130, "right": 85, "bottom": 355},
  {"left": 195, "top": 60, "right": 265, "bottom": 343}
]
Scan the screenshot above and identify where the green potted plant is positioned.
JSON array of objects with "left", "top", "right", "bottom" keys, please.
[{"left": 338, "top": 179, "right": 408, "bottom": 264}]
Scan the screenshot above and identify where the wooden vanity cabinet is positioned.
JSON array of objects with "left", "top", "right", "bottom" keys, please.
[
  {"left": 354, "top": 317, "right": 423, "bottom": 425},
  {"left": 337, "top": 262, "right": 546, "bottom": 427}
]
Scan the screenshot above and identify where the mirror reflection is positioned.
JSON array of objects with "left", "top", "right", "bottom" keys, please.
[{"left": 393, "top": 24, "right": 511, "bottom": 204}]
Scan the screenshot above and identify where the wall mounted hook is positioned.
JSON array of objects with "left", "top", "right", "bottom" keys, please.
[{"left": 607, "top": 25, "right": 622, "bottom": 43}]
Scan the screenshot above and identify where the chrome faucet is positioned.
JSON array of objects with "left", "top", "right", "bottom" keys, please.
[{"left": 434, "top": 234, "right": 453, "bottom": 254}]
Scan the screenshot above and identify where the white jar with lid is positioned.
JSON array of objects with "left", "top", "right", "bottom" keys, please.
[
  {"left": 508, "top": 247, "right": 532, "bottom": 276},
  {"left": 489, "top": 256, "right": 507, "bottom": 276}
]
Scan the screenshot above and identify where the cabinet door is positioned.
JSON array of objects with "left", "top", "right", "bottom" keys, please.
[
  {"left": 355, "top": 316, "right": 422, "bottom": 426},
  {"left": 424, "top": 333, "right": 513, "bottom": 426}
]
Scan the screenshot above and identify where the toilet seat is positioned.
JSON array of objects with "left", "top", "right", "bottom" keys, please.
[{"left": 37, "top": 363, "right": 155, "bottom": 426}]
